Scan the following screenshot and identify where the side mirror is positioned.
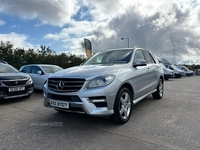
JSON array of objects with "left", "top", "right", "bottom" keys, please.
[
  {"left": 133, "top": 59, "right": 147, "bottom": 67},
  {"left": 37, "top": 70, "right": 43, "bottom": 75}
]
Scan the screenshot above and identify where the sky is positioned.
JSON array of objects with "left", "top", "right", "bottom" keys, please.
[{"left": 0, "top": 0, "right": 200, "bottom": 64}]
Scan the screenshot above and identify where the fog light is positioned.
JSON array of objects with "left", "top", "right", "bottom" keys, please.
[
  {"left": 28, "top": 88, "right": 34, "bottom": 94},
  {"left": 92, "top": 99, "right": 106, "bottom": 103},
  {"left": 43, "top": 91, "right": 47, "bottom": 97},
  {"left": 89, "top": 96, "right": 106, "bottom": 103}
]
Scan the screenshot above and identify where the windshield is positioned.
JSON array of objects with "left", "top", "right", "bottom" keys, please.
[
  {"left": 0, "top": 63, "right": 19, "bottom": 73},
  {"left": 83, "top": 49, "right": 133, "bottom": 65},
  {"left": 171, "top": 64, "right": 180, "bottom": 70},
  {"left": 41, "top": 65, "right": 63, "bottom": 73},
  {"left": 160, "top": 63, "right": 167, "bottom": 69},
  {"left": 177, "top": 66, "right": 189, "bottom": 71}
]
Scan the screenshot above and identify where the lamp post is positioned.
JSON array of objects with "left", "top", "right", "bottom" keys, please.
[{"left": 121, "top": 38, "right": 129, "bottom": 48}]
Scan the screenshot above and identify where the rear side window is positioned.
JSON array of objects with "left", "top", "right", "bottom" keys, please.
[
  {"left": 143, "top": 51, "right": 155, "bottom": 64},
  {"left": 21, "top": 66, "right": 32, "bottom": 73}
]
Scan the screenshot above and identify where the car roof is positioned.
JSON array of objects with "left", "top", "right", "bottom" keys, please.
[
  {"left": 0, "top": 60, "right": 8, "bottom": 64},
  {"left": 21, "top": 64, "right": 58, "bottom": 67},
  {"left": 100, "top": 48, "right": 134, "bottom": 52},
  {"left": 99, "top": 47, "right": 149, "bottom": 53}
]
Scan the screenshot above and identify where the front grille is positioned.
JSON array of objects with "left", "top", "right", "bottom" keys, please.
[
  {"left": 2, "top": 79, "right": 28, "bottom": 86},
  {"left": 6, "top": 90, "right": 27, "bottom": 96},
  {"left": 48, "top": 78, "right": 85, "bottom": 92}
]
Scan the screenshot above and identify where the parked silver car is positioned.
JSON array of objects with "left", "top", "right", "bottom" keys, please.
[
  {"left": 43, "top": 48, "right": 164, "bottom": 124},
  {"left": 19, "top": 64, "right": 63, "bottom": 90}
]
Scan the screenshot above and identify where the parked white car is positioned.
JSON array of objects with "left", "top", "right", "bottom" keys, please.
[
  {"left": 19, "top": 64, "right": 63, "bottom": 90},
  {"left": 43, "top": 48, "right": 164, "bottom": 124}
]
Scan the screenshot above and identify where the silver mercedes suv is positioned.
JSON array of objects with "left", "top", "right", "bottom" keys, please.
[{"left": 43, "top": 47, "right": 164, "bottom": 124}]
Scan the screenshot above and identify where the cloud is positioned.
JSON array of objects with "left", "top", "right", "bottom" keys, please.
[
  {"left": 85, "top": 0, "right": 200, "bottom": 64},
  {"left": 44, "top": 21, "right": 94, "bottom": 40},
  {"left": 43, "top": 20, "right": 98, "bottom": 55},
  {"left": 0, "top": 20, "right": 5, "bottom": 26},
  {"left": 39, "top": 0, "right": 200, "bottom": 62},
  {"left": 1, "top": 0, "right": 200, "bottom": 64},
  {"left": 0, "top": 0, "right": 80, "bottom": 27},
  {"left": 0, "top": 32, "right": 33, "bottom": 49}
]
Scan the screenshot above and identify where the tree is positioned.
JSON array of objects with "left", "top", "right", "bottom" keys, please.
[{"left": 0, "top": 41, "right": 13, "bottom": 62}]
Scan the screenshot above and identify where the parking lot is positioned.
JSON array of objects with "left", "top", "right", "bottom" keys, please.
[{"left": 0, "top": 76, "right": 200, "bottom": 150}]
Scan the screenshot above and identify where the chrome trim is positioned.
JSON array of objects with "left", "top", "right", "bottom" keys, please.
[{"left": 3, "top": 93, "right": 29, "bottom": 99}]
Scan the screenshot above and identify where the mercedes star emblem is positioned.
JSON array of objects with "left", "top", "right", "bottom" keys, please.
[{"left": 57, "top": 80, "right": 65, "bottom": 90}]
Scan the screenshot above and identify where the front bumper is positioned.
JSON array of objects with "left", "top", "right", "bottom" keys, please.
[
  {"left": 174, "top": 73, "right": 182, "bottom": 78},
  {"left": 164, "top": 73, "right": 174, "bottom": 79},
  {"left": 0, "top": 84, "right": 34, "bottom": 100},
  {"left": 43, "top": 80, "right": 121, "bottom": 116}
]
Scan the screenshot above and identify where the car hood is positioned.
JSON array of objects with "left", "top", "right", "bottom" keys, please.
[
  {"left": 163, "top": 67, "right": 173, "bottom": 74},
  {"left": 49, "top": 64, "right": 129, "bottom": 80},
  {"left": 185, "top": 70, "right": 193, "bottom": 73},
  {"left": 0, "top": 72, "right": 29, "bottom": 80},
  {"left": 166, "top": 68, "right": 173, "bottom": 72}
]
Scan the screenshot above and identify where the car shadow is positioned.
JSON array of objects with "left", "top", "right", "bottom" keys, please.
[
  {"left": 0, "top": 96, "right": 30, "bottom": 105},
  {"left": 33, "top": 89, "right": 43, "bottom": 94},
  {"left": 39, "top": 97, "right": 157, "bottom": 128}
]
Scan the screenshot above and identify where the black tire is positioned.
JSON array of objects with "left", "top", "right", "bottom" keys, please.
[
  {"left": 152, "top": 79, "right": 163, "bottom": 99},
  {"left": 110, "top": 87, "right": 132, "bottom": 124},
  {"left": 186, "top": 74, "right": 190, "bottom": 77}
]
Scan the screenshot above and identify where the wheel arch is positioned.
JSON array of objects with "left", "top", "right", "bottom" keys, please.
[
  {"left": 118, "top": 83, "right": 134, "bottom": 100},
  {"left": 160, "top": 75, "right": 164, "bottom": 84}
]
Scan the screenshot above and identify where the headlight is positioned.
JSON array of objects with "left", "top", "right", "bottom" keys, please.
[
  {"left": 88, "top": 74, "right": 115, "bottom": 88},
  {"left": 27, "top": 77, "right": 33, "bottom": 84}
]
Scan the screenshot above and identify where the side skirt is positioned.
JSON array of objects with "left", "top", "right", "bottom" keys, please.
[{"left": 132, "top": 89, "right": 157, "bottom": 105}]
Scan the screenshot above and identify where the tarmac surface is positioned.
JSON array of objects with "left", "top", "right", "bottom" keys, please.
[{"left": 0, "top": 76, "right": 200, "bottom": 150}]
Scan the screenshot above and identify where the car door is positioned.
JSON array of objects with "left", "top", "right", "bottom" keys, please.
[
  {"left": 142, "top": 50, "right": 159, "bottom": 91},
  {"left": 30, "top": 66, "right": 47, "bottom": 90},
  {"left": 131, "top": 49, "right": 151, "bottom": 99}
]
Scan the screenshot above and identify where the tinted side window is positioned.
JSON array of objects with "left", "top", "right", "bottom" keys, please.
[
  {"left": 21, "top": 66, "right": 32, "bottom": 73},
  {"left": 143, "top": 51, "right": 155, "bottom": 64},
  {"left": 31, "top": 66, "right": 42, "bottom": 74}
]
